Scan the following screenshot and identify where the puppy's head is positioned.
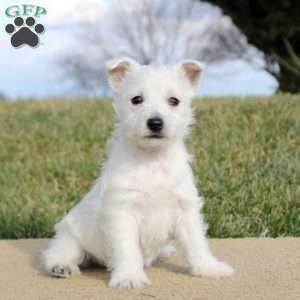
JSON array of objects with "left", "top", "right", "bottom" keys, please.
[{"left": 106, "top": 57, "right": 203, "bottom": 149}]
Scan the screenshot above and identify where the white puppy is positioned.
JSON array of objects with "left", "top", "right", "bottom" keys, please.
[{"left": 42, "top": 58, "right": 233, "bottom": 288}]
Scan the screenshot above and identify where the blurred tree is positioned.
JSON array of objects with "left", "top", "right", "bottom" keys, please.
[
  {"left": 0, "top": 92, "right": 7, "bottom": 101},
  {"left": 207, "top": 0, "right": 300, "bottom": 92},
  {"left": 60, "top": 0, "right": 249, "bottom": 94}
]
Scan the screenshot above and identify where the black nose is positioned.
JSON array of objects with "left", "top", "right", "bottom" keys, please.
[{"left": 147, "top": 117, "right": 164, "bottom": 132}]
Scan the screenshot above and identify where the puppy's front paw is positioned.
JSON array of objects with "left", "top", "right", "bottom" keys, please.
[
  {"left": 190, "top": 260, "right": 234, "bottom": 278},
  {"left": 109, "top": 271, "right": 150, "bottom": 289},
  {"left": 51, "top": 264, "right": 80, "bottom": 278}
]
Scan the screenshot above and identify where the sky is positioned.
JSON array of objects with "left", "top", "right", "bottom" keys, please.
[{"left": 0, "top": 0, "right": 278, "bottom": 100}]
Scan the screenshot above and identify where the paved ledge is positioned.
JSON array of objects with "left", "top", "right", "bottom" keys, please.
[{"left": 0, "top": 238, "right": 299, "bottom": 300}]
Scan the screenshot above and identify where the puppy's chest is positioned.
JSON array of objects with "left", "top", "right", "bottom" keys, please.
[
  {"left": 128, "top": 159, "right": 188, "bottom": 210},
  {"left": 134, "top": 159, "right": 182, "bottom": 192},
  {"left": 138, "top": 190, "right": 179, "bottom": 250},
  {"left": 134, "top": 164, "right": 184, "bottom": 242}
]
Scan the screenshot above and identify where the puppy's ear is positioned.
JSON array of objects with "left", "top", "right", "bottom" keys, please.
[
  {"left": 179, "top": 60, "right": 204, "bottom": 90},
  {"left": 106, "top": 57, "right": 140, "bottom": 91}
]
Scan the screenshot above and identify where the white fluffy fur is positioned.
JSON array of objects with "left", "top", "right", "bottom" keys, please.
[{"left": 42, "top": 58, "right": 233, "bottom": 288}]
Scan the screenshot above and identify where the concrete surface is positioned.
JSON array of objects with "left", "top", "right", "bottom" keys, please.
[{"left": 0, "top": 238, "right": 299, "bottom": 300}]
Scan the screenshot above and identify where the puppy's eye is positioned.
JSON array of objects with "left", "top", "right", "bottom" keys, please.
[
  {"left": 168, "top": 97, "right": 180, "bottom": 106},
  {"left": 131, "top": 95, "right": 143, "bottom": 105}
]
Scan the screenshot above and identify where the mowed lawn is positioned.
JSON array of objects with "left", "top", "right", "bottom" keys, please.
[{"left": 0, "top": 95, "right": 299, "bottom": 239}]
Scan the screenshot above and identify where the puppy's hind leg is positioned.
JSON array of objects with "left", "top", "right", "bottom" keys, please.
[{"left": 41, "top": 224, "right": 84, "bottom": 278}]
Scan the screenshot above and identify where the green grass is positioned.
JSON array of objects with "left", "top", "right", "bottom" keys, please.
[{"left": 0, "top": 95, "right": 299, "bottom": 239}]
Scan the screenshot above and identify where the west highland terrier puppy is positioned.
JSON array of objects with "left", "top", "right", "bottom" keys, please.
[{"left": 42, "top": 58, "right": 234, "bottom": 288}]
